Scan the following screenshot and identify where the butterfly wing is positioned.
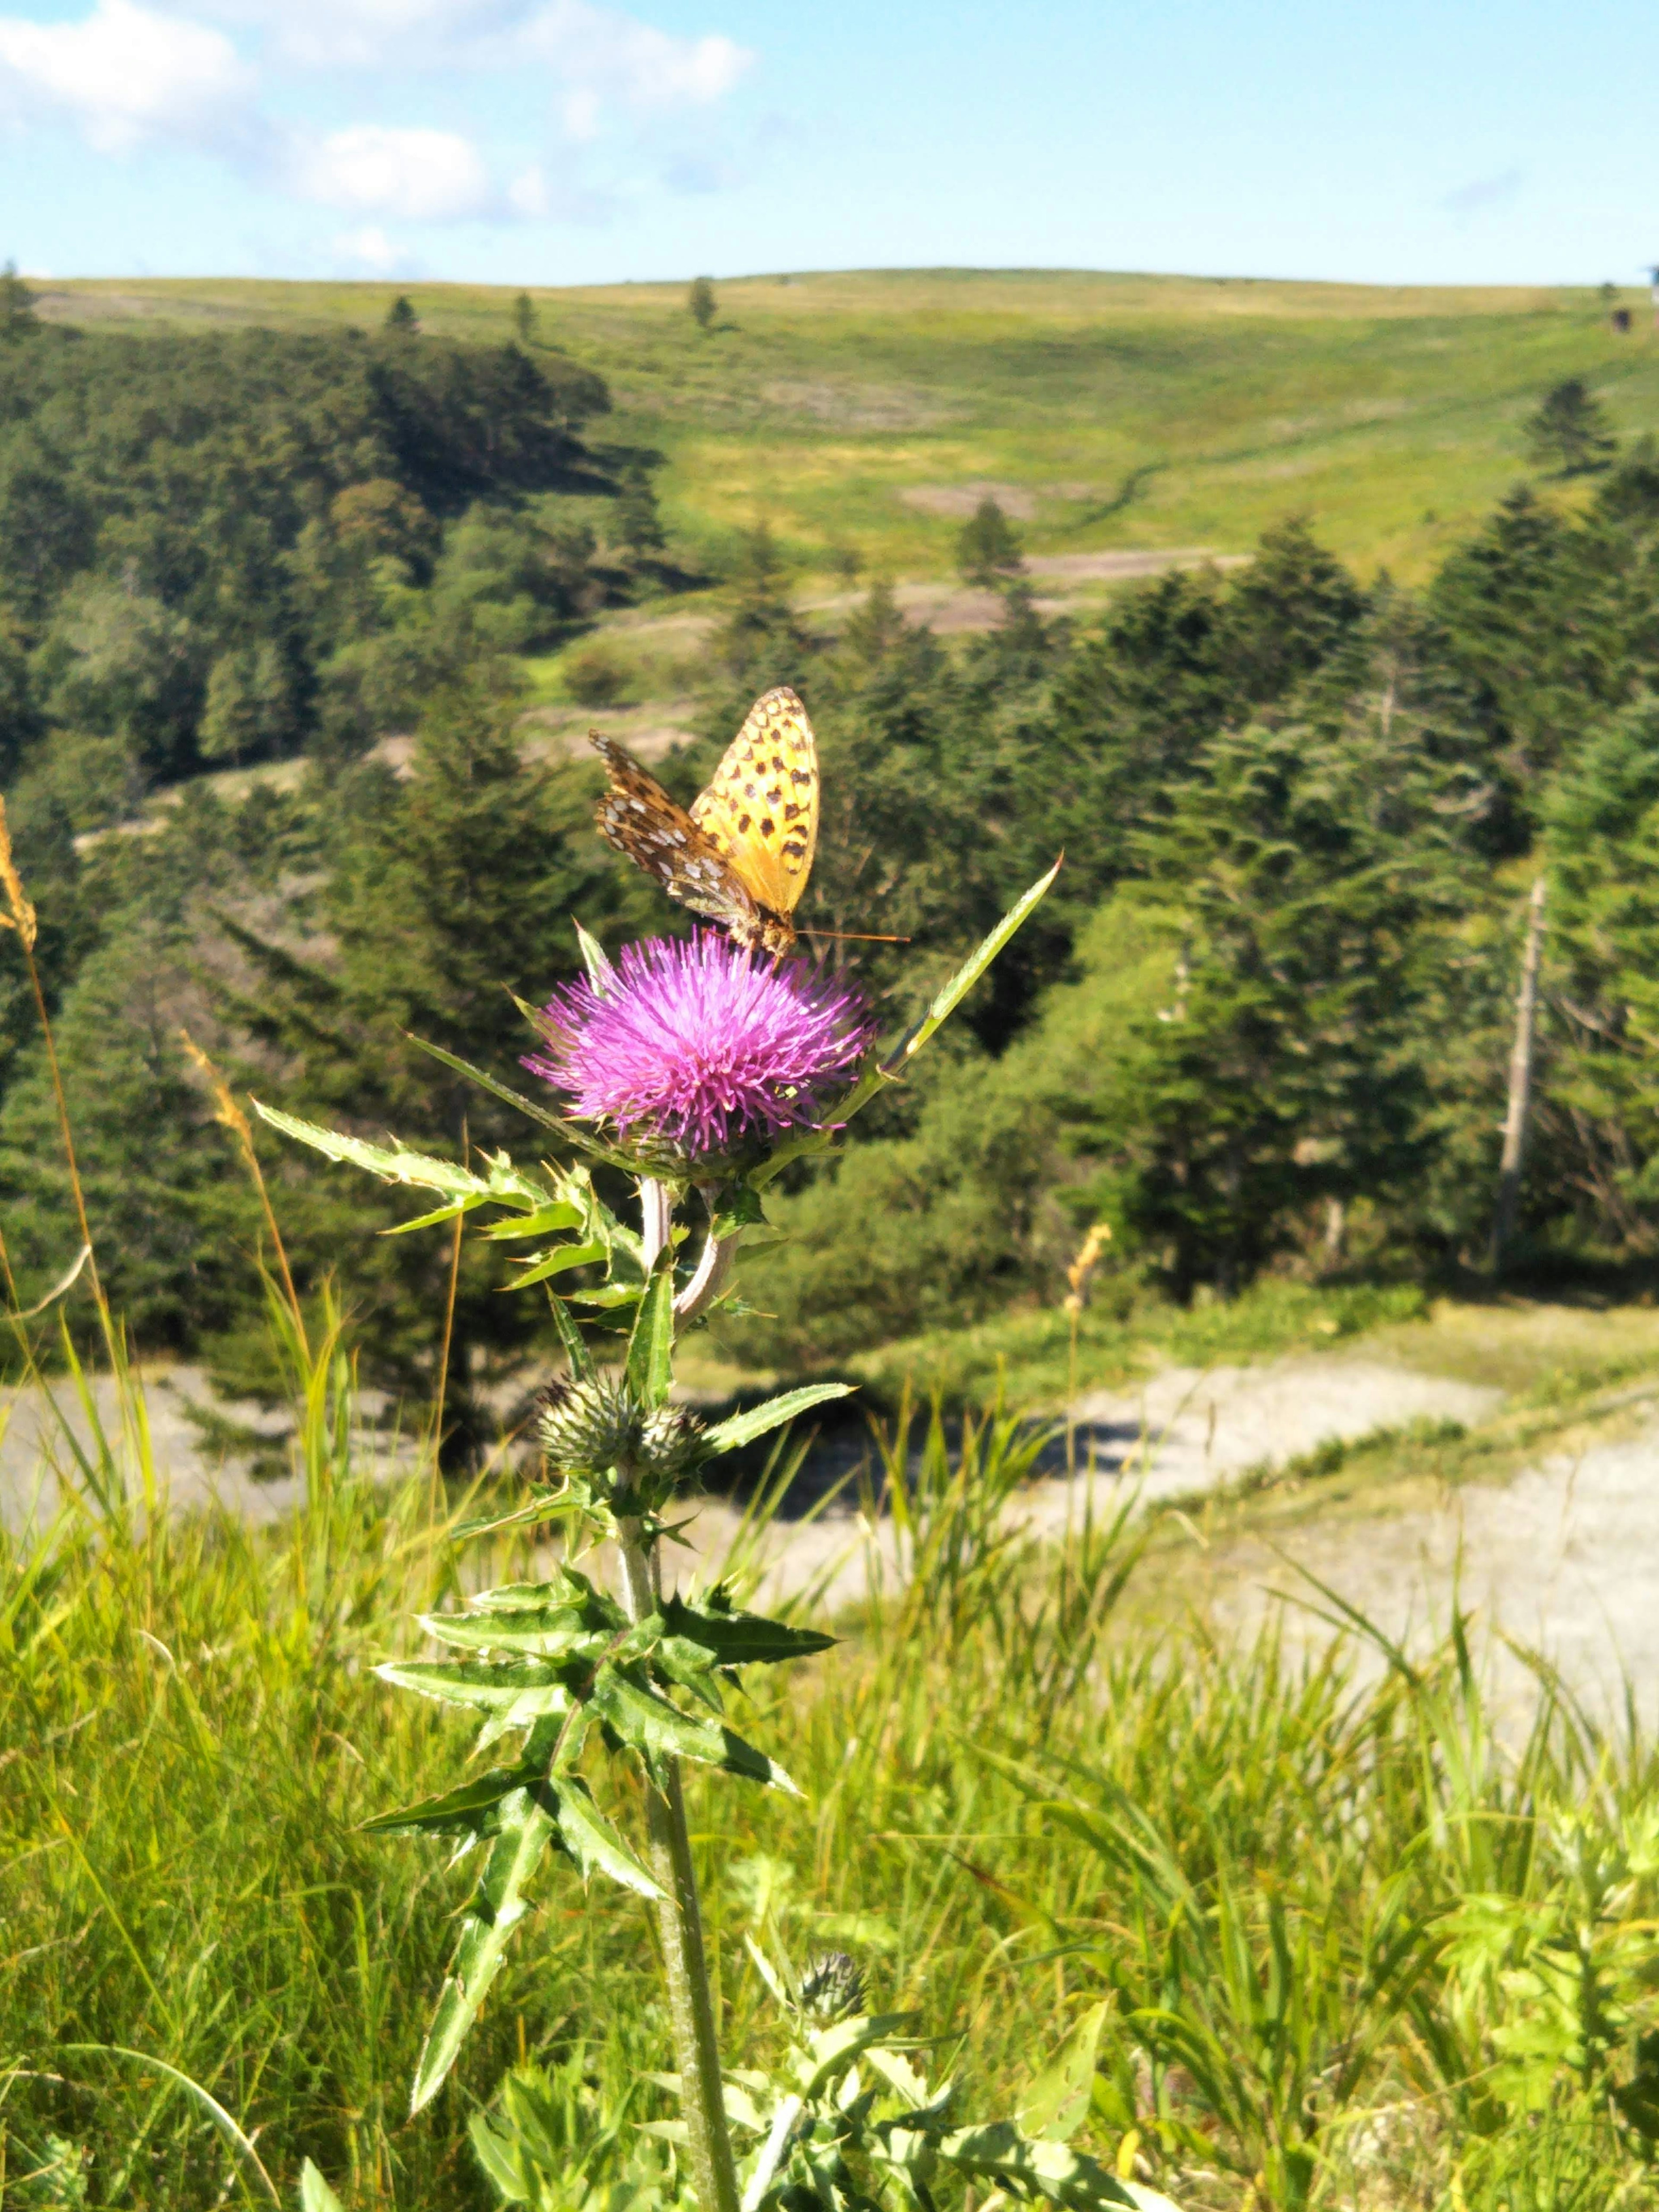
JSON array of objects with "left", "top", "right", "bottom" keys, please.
[
  {"left": 591, "top": 735, "right": 763, "bottom": 942},
  {"left": 690, "top": 687, "right": 818, "bottom": 922}
]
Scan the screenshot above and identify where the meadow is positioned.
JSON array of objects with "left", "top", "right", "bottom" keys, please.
[
  {"left": 37, "top": 267, "right": 1659, "bottom": 585},
  {"left": 5, "top": 1321, "right": 1659, "bottom": 2212}
]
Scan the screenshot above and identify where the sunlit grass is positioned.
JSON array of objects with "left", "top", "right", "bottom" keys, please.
[
  {"left": 5, "top": 1351, "right": 1659, "bottom": 2210},
  {"left": 39, "top": 268, "right": 1659, "bottom": 588}
]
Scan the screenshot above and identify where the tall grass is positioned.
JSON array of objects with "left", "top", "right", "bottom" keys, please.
[{"left": 4, "top": 1368, "right": 1659, "bottom": 2209}]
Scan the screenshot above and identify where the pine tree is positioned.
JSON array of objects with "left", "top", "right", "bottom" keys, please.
[
  {"left": 1215, "top": 517, "right": 1365, "bottom": 703},
  {"left": 1526, "top": 378, "right": 1617, "bottom": 477},
  {"left": 1541, "top": 695, "right": 1659, "bottom": 1246},
  {"left": 688, "top": 276, "right": 717, "bottom": 332},
  {"left": 0, "top": 259, "right": 38, "bottom": 343},
  {"left": 216, "top": 665, "right": 656, "bottom": 1454},
  {"left": 1058, "top": 610, "right": 1502, "bottom": 1293},
  {"left": 384, "top": 294, "right": 420, "bottom": 335},
  {"left": 615, "top": 459, "right": 666, "bottom": 557},
  {"left": 955, "top": 496, "right": 1024, "bottom": 588},
  {"left": 0, "top": 919, "right": 252, "bottom": 1346},
  {"left": 513, "top": 290, "right": 537, "bottom": 346}
]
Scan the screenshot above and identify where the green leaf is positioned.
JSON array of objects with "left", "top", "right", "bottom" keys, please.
[
  {"left": 300, "top": 2159, "right": 346, "bottom": 2212},
  {"left": 548, "top": 1774, "right": 664, "bottom": 1897},
  {"left": 419, "top": 1604, "right": 617, "bottom": 1660},
  {"left": 883, "top": 859, "right": 1062, "bottom": 1074},
  {"left": 450, "top": 1494, "right": 563, "bottom": 1541},
  {"left": 1018, "top": 2002, "right": 1109, "bottom": 2142},
  {"left": 546, "top": 1290, "right": 596, "bottom": 1382},
  {"left": 252, "top": 1104, "right": 547, "bottom": 1211},
  {"left": 375, "top": 1656, "right": 575, "bottom": 1723},
  {"left": 798, "top": 2013, "right": 918, "bottom": 2098},
  {"left": 702, "top": 1384, "right": 855, "bottom": 1455},
  {"left": 626, "top": 1253, "right": 675, "bottom": 1410},
  {"left": 411, "top": 1790, "right": 556, "bottom": 2113},
  {"left": 589, "top": 1666, "right": 801, "bottom": 1794},
  {"left": 709, "top": 1183, "right": 767, "bottom": 1240},
  {"left": 937, "top": 2122, "right": 1140, "bottom": 2210},
  {"left": 504, "top": 1238, "right": 610, "bottom": 1291},
  {"left": 382, "top": 1194, "right": 491, "bottom": 1236},
  {"left": 404, "top": 1033, "right": 576, "bottom": 1138},
  {"left": 480, "top": 1201, "right": 585, "bottom": 1241},
  {"left": 573, "top": 916, "right": 618, "bottom": 990},
  {"left": 659, "top": 1592, "right": 836, "bottom": 1668},
  {"left": 466, "top": 2111, "right": 526, "bottom": 2200},
  {"left": 361, "top": 1767, "right": 531, "bottom": 1838},
  {"left": 751, "top": 862, "right": 1060, "bottom": 1189}
]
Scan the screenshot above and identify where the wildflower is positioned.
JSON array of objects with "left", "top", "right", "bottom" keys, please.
[{"left": 526, "top": 931, "right": 872, "bottom": 1164}]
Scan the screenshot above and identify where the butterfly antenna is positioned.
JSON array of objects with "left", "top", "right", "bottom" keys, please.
[{"left": 801, "top": 930, "right": 911, "bottom": 944}]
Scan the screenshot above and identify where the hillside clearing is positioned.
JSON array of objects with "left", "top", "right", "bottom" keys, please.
[{"left": 37, "top": 267, "right": 1659, "bottom": 583}]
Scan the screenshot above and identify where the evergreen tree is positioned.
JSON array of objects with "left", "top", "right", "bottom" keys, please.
[
  {"left": 1214, "top": 517, "right": 1365, "bottom": 703},
  {"left": 384, "top": 294, "right": 420, "bottom": 334},
  {"left": 1429, "top": 486, "right": 1624, "bottom": 784},
  {"left": 955, "top": 495, "right": 1024, "bottom": 588},
  {"left": 1052, "top": 624, "right": 1500, "bottom": 1292},
  {"left": 1526, "top": 378, "right": 1617, "bottom": 477},
  {"left": 0, "top": 259, "right": 38, "bottom": 342},
  {"left": 513, "top": 290, "right": 537, "bottom": 346},
  {"left": 216, "top": 667, "right": 656, "bottom": 1453},
  {"left": 198, "top": 641, "right": 300, "bottom": 764},
  {"left": 0, "top": 920, "right": 252, "bottom": 1347},
  {"left": 687, "top": 276, "right": 717, "bottom": 331},
  {"left": 615, "top": 459, "right": 666, "bottom": 557},
  {"left": 1541, "top": 695, "right": 1659, "bottom": 1246},
  {"left": 0, "top": 607, "right": 37, "bottom": 782}
]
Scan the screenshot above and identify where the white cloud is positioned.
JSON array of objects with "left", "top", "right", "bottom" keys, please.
[
  {"left": 213, "top": 0, "right": 522, "bottom": 70},
  {"left": 292, "top": 124, "right": 494, "bottom": 220},
  {"left": 522, "top": 0, "right": 751, "bottom": 118},
  {"left": 331, "top": 222, "right": 401, "bottom": 270},
  {"left": 507, "top": 161, "right": 553, "bottom": 215},
  {"left": 196, "top": 0, "right": 753, "bottom": 127},
  {"left": 0, "top": 0, "right": 756, "bottom": 234},
  {"left": 0, "top": 0, "right": 256, "bottom": 155}
]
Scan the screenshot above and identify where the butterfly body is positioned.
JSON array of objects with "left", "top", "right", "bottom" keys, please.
[{"left": 592, "top": 686, "right": 818, "bottom": 958}]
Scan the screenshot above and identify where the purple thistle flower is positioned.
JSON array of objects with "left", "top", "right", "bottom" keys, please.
[{"left": 526, "top": 932, "right": 874, "bottom": 1162}]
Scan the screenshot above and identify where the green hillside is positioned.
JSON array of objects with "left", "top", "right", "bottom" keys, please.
[{"left": 38, "top": 266, "right": 1659, "bottom": 582}]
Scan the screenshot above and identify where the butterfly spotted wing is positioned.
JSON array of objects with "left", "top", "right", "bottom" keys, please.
[
  {"left": 688, "top": 688, "right": 818, "bottom": 928},
  {"left": 591, "top": 688, "right": 818, "bottom": 957},
  {"left": 591, "top": 735, "right": 766, "bottom": 945}
]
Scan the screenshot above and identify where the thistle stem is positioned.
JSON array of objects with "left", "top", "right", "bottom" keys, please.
[{"left": 616, "top": 1514, "right": 740, "bottom": 2212}]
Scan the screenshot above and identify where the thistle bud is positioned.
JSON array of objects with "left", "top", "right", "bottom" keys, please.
[
  {"left": 537, "top": 1373, "right": 640, "bottom": 1476},
  {"left": 637, "top": 1402, "right": 706, "bottom": 1481},
  {"left": 799, "top": 1950, "right": 865, "bottom": 2023}
]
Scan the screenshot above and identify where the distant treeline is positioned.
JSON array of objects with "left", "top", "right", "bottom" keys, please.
[
  {"left": 5, "top": 316, "right": 1659, "bottom": 1419},
  {"left": 0, "top": 316, "right": 648, "bottom": 803}
]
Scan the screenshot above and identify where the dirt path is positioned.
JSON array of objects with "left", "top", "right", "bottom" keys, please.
[
  {"left": 674, "top": 1354, "right": 1659, "bottom": 1724},
  {"left": 9, "top": 1346, "right": 1656, "bottom": 1719},
  {"left": 674, "top": 1355, "right": 1498, "bottom": 1611}
]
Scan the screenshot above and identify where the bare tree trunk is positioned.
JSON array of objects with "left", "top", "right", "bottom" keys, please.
[{"left": 1491, "top": 876, "right": 1547, "bottom": 1275}]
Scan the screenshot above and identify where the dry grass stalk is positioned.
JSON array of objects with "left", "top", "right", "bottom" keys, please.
[{"left": 0, "top": 794, "right": 38, "bottom": 949}]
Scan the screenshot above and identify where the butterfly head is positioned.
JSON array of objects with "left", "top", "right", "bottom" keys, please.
[{"left": 753, "top": 912, "right": 798, "bottom": 962}]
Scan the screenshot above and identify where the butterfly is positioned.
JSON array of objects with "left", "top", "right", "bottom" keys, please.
[{"left": 591, "top": 686, "right": 818, "bottom": 959}]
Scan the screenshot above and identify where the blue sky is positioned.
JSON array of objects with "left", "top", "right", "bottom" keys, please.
[{"left": 3, "top": 0, "right": 1658, "bottom": 288}]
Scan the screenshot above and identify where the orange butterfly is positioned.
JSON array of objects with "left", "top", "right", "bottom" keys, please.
[{"left": 592, "top": 686, "right": 818, "bottom": 959}]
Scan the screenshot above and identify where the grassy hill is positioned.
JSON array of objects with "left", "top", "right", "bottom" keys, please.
[{"left": 37, "top": 266, "right": 1659, "bottom": 585}]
